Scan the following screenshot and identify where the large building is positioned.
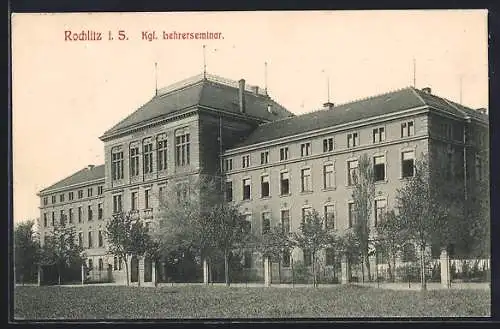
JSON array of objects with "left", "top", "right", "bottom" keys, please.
[{"left": 37, "top": 73, "right": 489, "bottom": 285}]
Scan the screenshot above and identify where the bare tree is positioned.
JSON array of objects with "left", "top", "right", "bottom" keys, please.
[
  {"left": 351, "top": 153, "right": 375, "bottom": 282},
  {"left": 292, "top": 209, "right": 330, "bottom": 287},
  {"left": 396, "top": 154, "right": 450, "bottom": 290}
]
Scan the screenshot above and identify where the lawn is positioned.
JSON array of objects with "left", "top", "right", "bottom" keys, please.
[{"left": 14, "top": 285, "right": 490, "bottom": 319}]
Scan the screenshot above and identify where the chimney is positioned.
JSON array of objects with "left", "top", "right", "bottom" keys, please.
[
  {"left": 323, "top": 102, "right": 334, "bottom": 110},
  {"left": 251, "top": 85, "right": 259, "bottom": 94},
  {"left": 88, "top": 165, "right": 95, "bottom": 170},
  {"left": 476, "top": 107, "right": 487, "bottom": 114},
  {"left": 238, "top": 79, "right": 246, "bottom": 113},
  {"left": 422, "top": 87, "right": 432, "bottom": 94}
]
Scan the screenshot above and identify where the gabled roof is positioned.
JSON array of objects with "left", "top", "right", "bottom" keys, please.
[
  {"left": 233, "top": 87, "right": 488, "bottom": 148},
  {"left": 39, "top": 165, "right": 105, "bottom": 194},
  {"left": 100, "top": 73, "right": 294, "bottom": 139}
]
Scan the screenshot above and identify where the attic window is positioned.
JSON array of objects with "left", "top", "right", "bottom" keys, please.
[{"left": 267, "top": 104, "right": 272, "bottom": 114}]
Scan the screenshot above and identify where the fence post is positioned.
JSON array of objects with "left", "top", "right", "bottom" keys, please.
[{"left": 440, "top": 249, "right": 451, "bottom": 288}]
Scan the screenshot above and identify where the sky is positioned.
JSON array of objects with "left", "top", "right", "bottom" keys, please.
[{"left": 11, "top": 10, "right": 489, "bottom": 225}]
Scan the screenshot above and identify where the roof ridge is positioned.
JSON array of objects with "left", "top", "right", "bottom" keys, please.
[{"left": 409, "top": 86, "right": 427, "bottom": 106}]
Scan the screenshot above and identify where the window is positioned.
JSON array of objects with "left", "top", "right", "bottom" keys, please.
[
  {"left": 51, "top": 212, "right": 55, "bottom": 226},
  {"left": 98, "top": 230, "right": 104, "bottom": 247},
  {"left": 143, "top": 140, "right": 153, "bottom": 174},
  {"left": 158, "top": 186, "right": 164, "bottom": 204},
  {"left": 88, "top": 231, "right": 93, "bottom": 248},
  {"left": 98, "top": 186, "right": 103, "bottom": 195},
  {"left": 176, "top": 183, "right": 188, "bottom": 202},
  {"left": 300, "top": 142, "right": 311, "bottom": 157},
  {"left": 157, "top": 136, "right": 167, "bottom": 171},
  {"left": 118, "top": 257, "right": 123, "bottom": 270},
  {"left": 441, "top": 123, "right": 452, "bottom": 139},
  {"left": 68, "top": 208, "right": 73, "bottom": 224},
  {"left": 88, "top": 205, "right": 93, "bottom": 221},
  {"left": 302, "top": 207, "right": 312, "bottom": 221},
  {"left": 111, "top": 149, "right": 124, "bottom": 180},
  {"left": 243, "top": 251, "right": 252, "bottom": 268},
  {"left": 401, "top": 121, "right": 415, "bottom": 137},
  {"left": 347, "top": 132, "right": 359, "bottom": 148},
  {"left": 78, "top": 207, "right": 82, "bottom": 223},
  {"left": 325, "top": 205, "right": 335, "bottom": 229},
  {"left": 242, "top": 155, "right": 250, "bottom": 168},
  {"left": 280, "top": 147, "right": 289, "bottom": 161},
  {"left": 301, "top": 168, "right": 312, "bottom": 192},
  {"left": 447, "top": 150, "right": 454, "bottom": 180},
  {"left": 323, "top": 138, "right": 334, "bottom": 152},
  {"left": 43, "top": 197, "right": 48, "bottom": 205},
  {"left": 303, "top": 249, "right": 312, "bottom": 266},
  {"left": 260, "top": 151, "right": 269, "bottom": 165},
  {"left": 262, "top": 212, "right": 271, "bottom": 234},
  {"left": 114, "top": 257, "right": 118, "bottom": 271},
  {"left": 145, "top": 189, "right": 151, "bottom": 209},
  {"left": 475, "top": 155, "right": 483, "bottom": 180},
  {"left": 59, "top": 194, "right": 65, "bottom": 202},
  {"left": 373, "top": 127, "right": 385, "bottom": 143},
  {"left": 323, "top": 163, "right": 334, "bottom": 189},
  {"left": 130, "top": 191, "right": 138, "bottom": 210},
  {"left": 326, "top": 248, "right": 335, "bottom": 266},
  {"left": 374, "top": 199, "right": 387, "bottom": 227},
  {"left": 280, "top": 172, "right": 290, "bottom": 195},
  {"left": 51, "top": 195, "right": 56, "bottom": 204},
  {"left": 43, "top": 213, "right": 47, "bottom": 227},
  {"left": 98, "top": 258, "right": 103, "bottom": 271},
  {"left": 113, "top": 194, "right": 122, "bottom": 213},
  {"left": 68, "top": 192, "right": 74, "bottom": 201},
  {"left": 281, "top": 210, "right": 290, "bottom": 234},
  {"left": 87, "top": 188, "right": 93, "bottom": 197},
  {"left": 98, "top": 203, "right": 103, "bottom": 220},
  {"left": 348, "top": 202, "right": 356, "bottom": 228},
  {"left": 243, "top": 178, "right": 251, "bottom": 200},
  {"left": 374, "top": 156, "right": 386, "bottom": 182},
  {"left": 88, "top": 259, "right": 93, "bottom": 270},
  {"left": 60, "top": 210, "right": 65, "bottom": 225},
  {"left": 282, "top": 249, "right": 291, "bottom": 267},
  {"left": 225, "top": 181, "right": 233, "bottom": 202},
  {"left": 130, "top": 145, "right": 140, "bottom": 176},
  {"left": 175, "top": 129, "right": 190, "bottom": 166},
  {"left": 224, "top": 159, "right": 233, "bottom": 171},
  {"left": 78, "top": 232, "right": 83, "bottom": 248},
  {"left": 78, "top": 190, "right": 83, "bottom": 199},
  {"left": 261, "top": 175, "right": 270, "bottom": 198},
  {"left": 402, "top": 151, "right": 415, "bottom": 178},
  {"left": 243, "top": 214, "right": 252, "bottom": 234},
  {"left": 347, "top": 160, "right": 359, "bottom": 186}
]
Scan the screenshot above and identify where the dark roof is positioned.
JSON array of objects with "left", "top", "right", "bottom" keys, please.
[
  {"left": 101, "top": 74, "right": 294, "bottom": 139},
  {"left": 234, "top": 87, "right": 488, "bottom": 148},
  {"left": 40, "top": 165, "right": 105, "bottom": 193}
]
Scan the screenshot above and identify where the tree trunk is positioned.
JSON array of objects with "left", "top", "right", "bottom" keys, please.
[
  {"left": 392, "top": 254, "right": 397, "bottom": 283},
  {"left": 420, "top": 245, "right": 427, "bottom": 291},
  {"left": 365, "top": 254, "right": 372, "bottom": 282},
  {"left": 313, "top": 253, "right": 317, "bottom": 287},
  {"left": 224, "top": 250, "right": 230, "bottom": 287},
  {"left": 361, "top": 257, "right": 365, "bottom": 283},
  {"left": 137, "top": 258, "right": 141, "bottom": 287},
  {"left": 278, "top": 259, "right": 282, "bottom": 284},
  {"left": 154, "top": 262, "right": 158, "bottom": 287},
  {"left": 124, "top": 256, "right": 130, "bottom": 287}
]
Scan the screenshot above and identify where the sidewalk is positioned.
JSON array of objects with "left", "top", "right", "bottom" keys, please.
[
  {"left": 16, "top": 281, "right": 491, "bottom": 290},
  {"left": 351, "top": 282, "right": 491, "bottom": 291}
]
